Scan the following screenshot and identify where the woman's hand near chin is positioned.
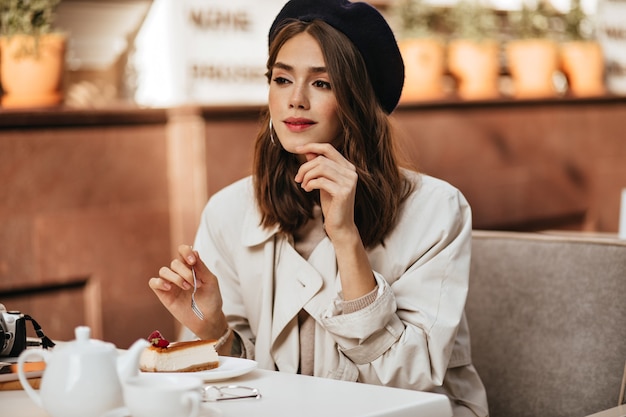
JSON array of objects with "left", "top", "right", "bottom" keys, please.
[
  {"left": 148, "top": 244, "right": 229, "bottom": 340},
  {"left": 293, "top": 142, "right": 358, "bottom": 241},
  {"left": 293, "top": 143, "right": 376, "bottom": 300}
]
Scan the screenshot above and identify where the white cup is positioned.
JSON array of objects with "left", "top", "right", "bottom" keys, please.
[{"left": 104, "top": 375, "right": 203, "bottom": 417}]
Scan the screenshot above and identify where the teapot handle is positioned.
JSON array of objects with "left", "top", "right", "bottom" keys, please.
[{"left": 17, "top": 349, "right": 51, "bottom": 408}]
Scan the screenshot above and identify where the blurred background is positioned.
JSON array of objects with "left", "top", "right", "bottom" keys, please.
[{"left": 1, "top": 0, "right": 625, "bottom": 348}]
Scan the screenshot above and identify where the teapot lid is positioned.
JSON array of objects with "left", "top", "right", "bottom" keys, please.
[
  {"left": 75, "top": 326, "right": 92, "bottom": 342},
  {"left": 67, "top": 326, "right": 116, "bottom": 354}
]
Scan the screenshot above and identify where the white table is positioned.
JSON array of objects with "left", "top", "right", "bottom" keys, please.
[{"left": 1, "top": 369, "right": 452, "bottom": 417}]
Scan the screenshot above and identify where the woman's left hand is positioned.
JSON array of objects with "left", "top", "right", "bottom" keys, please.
[{"left": 294, "top": 143, "right": 359, "bottom": 243}]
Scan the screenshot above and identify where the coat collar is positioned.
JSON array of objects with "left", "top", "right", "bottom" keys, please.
[{"left": 241, "top": 200, "right": 280, "bottom": 247}]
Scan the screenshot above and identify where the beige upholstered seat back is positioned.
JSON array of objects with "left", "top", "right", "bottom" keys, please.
[{"left": 467, "top": 231, "right": 626, "bottom": 417}]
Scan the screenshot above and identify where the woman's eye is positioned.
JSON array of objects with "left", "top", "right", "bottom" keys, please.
[
  {"left": 313, "top": 80, "right": 331, "bottom": 89},
  {"left": 272, "top": 77, "right": 290, "bottom": 85}
]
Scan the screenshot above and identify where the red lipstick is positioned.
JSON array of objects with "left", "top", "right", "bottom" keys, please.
[{"left": 283, "top": 117, "right": 315, "bottom": 132}]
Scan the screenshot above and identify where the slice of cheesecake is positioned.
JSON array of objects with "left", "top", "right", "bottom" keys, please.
[{"left": 139, "top": 331, "right": 219, "bottom": 373}]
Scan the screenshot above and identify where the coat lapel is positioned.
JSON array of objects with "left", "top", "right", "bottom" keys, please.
[
  {"left": 269, "top": 236, "right": 341, "bottom": 372},
  {"left": 271, "top": 237, "right": 323, "bottom": 342}
]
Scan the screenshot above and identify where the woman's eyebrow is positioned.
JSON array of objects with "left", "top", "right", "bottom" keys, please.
[{"left": 273, "top": 61, "right": 327, "bottom": 74}]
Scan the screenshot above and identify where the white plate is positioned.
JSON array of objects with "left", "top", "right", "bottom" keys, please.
[{"left": 141, "top": 356, "right": 257, "bottom": 382}]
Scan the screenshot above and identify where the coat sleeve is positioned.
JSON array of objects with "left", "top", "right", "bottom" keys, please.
[{"left": 320, "top": 179, "right": 472, "bottom": 391}]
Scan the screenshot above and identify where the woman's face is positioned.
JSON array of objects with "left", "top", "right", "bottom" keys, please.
[{"left": 268, "top": 32, "right": 342, "bottom": 156}]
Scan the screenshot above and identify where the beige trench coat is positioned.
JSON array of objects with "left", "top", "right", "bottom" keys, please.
[{"left": 193, "top": 170, "right": 488, "bottom": 416}]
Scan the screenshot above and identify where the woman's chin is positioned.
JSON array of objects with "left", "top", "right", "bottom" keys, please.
[{"left": 278, "top": 140, "right": 308, "bottom": 155}]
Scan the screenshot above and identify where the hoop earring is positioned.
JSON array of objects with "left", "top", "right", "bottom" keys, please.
[{"left": 269, "top": 119, "right": 276, "bottom": 146}]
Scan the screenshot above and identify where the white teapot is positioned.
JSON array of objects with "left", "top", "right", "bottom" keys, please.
[{"left": 17, "top": 325, "right": 150, "bottom": 417}]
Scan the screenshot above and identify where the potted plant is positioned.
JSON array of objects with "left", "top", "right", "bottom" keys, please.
[
  {"left": 558, "top": 0, "right": 605, "bottom": 96},
  {"left": 505, "top": 0, "right": 560, "bottom": 98},
  {"left": 446, "top": 0, "right": 501, "bottom": 99},
  {"left": 390, "top": 0, "right": 449, "bottom": 102},
  {"left": 0, "top": 0, "right": 66, "bottom": 108}
]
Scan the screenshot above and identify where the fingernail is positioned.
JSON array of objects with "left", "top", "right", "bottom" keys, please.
[
  {"left": 182, "top": 281, "right": 191, "bottom": 290},
  {"left": 187, "top": 255, "right": 195, "bottom": 264}
]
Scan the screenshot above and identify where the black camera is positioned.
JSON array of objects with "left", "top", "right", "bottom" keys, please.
[{"left": 0, "top": 303, "right": 27, "bottom": 357}]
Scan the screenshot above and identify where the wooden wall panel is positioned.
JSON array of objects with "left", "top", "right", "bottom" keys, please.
[
  {"left": 391, "top": 99, "right": 626, "bottom": 231},
  {"left": 204, "top": 120, "right": 258, "bottom": 197},
  {"left": 1, "top": 280, "right": 88, "bottom": 342},
  {"left": 0, "top": 118, "right": 176, "bottom": 348}
]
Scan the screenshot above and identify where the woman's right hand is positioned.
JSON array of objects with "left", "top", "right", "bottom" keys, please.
[{"left": 148, "top": 245, "right": 229, "bottom": 340}]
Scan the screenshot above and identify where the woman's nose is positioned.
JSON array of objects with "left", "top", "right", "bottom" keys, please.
[{"left": 289, "top": 85, "right": 309, "bottom": 109}]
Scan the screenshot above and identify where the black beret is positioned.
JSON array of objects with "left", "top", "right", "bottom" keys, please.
[{"left": 269, "top": 0, "right": 404, "bottom": 114}]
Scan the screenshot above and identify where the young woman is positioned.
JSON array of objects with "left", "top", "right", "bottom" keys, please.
[{"left": 149, "top": 0, "right": 488, "bottom": 415}]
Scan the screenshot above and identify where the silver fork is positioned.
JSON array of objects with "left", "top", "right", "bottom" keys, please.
[{"left": 191, "top": 265, "right": 204, "bottom": 320}]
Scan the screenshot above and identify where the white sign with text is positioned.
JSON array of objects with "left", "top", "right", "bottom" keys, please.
[
  {"left": 135, "top": 0, "right": 286, "bottom": 107},
  {"left": 597, "top": 0, "right": 626, "bottom": 95}
]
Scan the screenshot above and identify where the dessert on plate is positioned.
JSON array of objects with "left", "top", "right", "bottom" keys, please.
[{"left": 139, "top": 330, "right": 219, "bottom": 373}]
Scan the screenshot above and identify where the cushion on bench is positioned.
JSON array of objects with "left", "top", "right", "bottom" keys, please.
[{"left": 467, "top": 230, "right": 626, "bottom": 417}]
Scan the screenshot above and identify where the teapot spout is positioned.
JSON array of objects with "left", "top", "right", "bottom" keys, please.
[{"left": 117, "top": 338, "right": 150, "bottom": 382}]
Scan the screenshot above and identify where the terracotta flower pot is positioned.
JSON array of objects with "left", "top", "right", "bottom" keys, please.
[
  {"left": 448, "top": 39, "right": 501, "bottom": 100},
  {"left": 0, "top": 33, "right": 66, "bottom": 108},
  {"left": 560, "top": 41, "right": 605, "bottom": 97},
  {"left": 398, "top": 38, "right": 446, "bottom": 102},
  {"left": 506, "top": 39, "right": 559, "bottom": 98}
]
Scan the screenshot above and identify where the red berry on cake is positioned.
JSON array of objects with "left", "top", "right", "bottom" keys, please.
[{"left": 147, "top": 330, "right": 170, "bottom": 348}]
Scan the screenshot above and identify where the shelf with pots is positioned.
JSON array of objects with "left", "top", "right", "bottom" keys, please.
[
  {"left": 445, "top": 0, "right": 502, "bottom": 100},
  {"left": 0, "top": 0, "right": 66, "bottom": 108},
  {"left": 502, "top": 0, "right": 563, "bottom": 99},
  {"left": 386, "top": 0, "right": 610, "bottom": 102},
  {"left": 389, "top": 0, "right": 450, "bottom": 102},
  {"left": 557, "top": 0, "right": 605, "bottom": 97}
]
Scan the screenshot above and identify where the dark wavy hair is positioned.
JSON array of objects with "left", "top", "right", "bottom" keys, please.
[{"left": 253, "top": 19, "right": 413, "bottom": 248}]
